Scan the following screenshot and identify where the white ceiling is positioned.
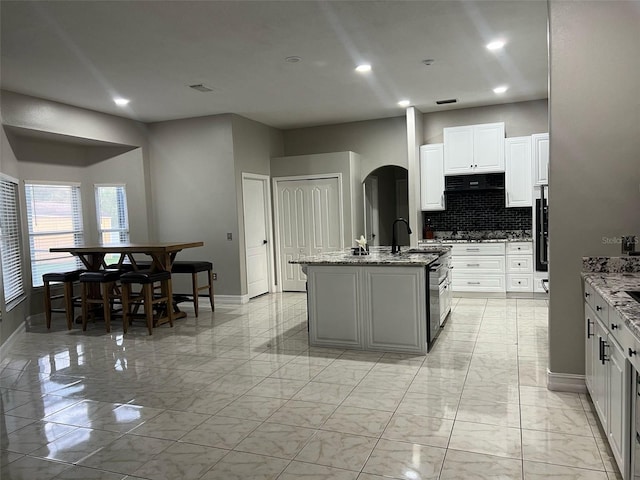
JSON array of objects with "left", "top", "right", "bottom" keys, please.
[{"left": 1, "top": 0, "right": 548, "bottom": 130}]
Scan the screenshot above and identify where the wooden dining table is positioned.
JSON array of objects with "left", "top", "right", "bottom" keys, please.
[{"left": 50, "top": 241, "right": 204, "bottom": 323}]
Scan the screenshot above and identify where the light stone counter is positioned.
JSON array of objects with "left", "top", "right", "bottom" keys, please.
[
  {"left": 582, "top": 256, "right": 640, "bottom": 341},
  {"left": 291, "top": 246, "right": 447, "bottom": 267}
]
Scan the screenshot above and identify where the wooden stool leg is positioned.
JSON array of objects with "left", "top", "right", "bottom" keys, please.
[
  {"left": 192, "top": 272, "right": 199, "bottom": 317},
  {"left": 102, "top": 282, "right": 111, "bottom": 333},
  {"left": 44, "top": 281, "right": 53, "bottom": 329},
  {"left": 144, "top": 284, "right": 153, "bottom": 335},
  {"left": 165, "top": 278, "right": 174, "bottom": 328},
  {"left": 122, "top": 283, "right": 130, "bottom": 334},
  {"left": 81, "top": 283, "right": 89, "bottom": 331},
  {"left": 63, "top": 282, "right": 74, "bottom": 330},
  {"left": 208, "top": 269, "right": 215, "bottom": 312}
]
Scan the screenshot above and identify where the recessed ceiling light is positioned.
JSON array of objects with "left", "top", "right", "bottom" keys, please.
[
  {"left": 285, "top": 56, "right": 302, "bottom": 63},
  {"left": 493, "top": 85, "right": 508, "bottom": 94},
  {"left": 114, "top": 98, "right": 129, "bottom": 106},
  {"left": 486, "top": 39, "right": 506, "bottom": 51},
  {"left": 355, "top": 64, "right": 372, "bottom": 73},
  {"left": 397, "top": 100, "right": 410, "bottom": 107}
]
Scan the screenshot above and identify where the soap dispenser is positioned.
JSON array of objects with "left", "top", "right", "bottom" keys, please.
[{"left": 423, "top": 218, "right": 434, "bottom": 240}]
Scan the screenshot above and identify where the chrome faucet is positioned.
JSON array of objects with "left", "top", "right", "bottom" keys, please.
[{"left": 391, "top": 218, "right": 412, "bottom": 254}]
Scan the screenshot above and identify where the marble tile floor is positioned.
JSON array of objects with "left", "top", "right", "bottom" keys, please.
[{"left": 0, "top": 293, "right": 622, "bottom": 479}]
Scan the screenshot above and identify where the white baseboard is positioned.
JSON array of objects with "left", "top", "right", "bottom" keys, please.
[
  {"left": 215, "top": 294, "right": 250, "bottom": 305},
  {"left": 547, "top": 369, "right": 587, "bottom": 393},
  {"left": 0, "top": 325, "right": 25, "bottom": 361}
]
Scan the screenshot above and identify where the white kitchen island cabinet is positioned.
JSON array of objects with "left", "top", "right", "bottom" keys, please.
[{"left": 296, "top": 247, "right": 447, "bottom": 355}]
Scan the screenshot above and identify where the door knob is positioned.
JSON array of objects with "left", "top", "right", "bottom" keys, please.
[{"left": 263, "top": 240, "right": 268, "bottom": 245}]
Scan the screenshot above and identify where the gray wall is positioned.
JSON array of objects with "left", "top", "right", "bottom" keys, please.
[
  {"left": 423, "top": 99, "right": 548, "bottom": 144},
  {"left": 271, "top": 152, "right": 363, "bottom": 250},
  {"left": 147, "top": 115, "right": 240, "bottom": 296},
  {"left": 231, "top": 114, "right": 284, "bottom": 295},
  {"left": 548, "top": 1, "right": 640, "bottom": 376},
  {"left": 0, "top": 128, "right": 27, "bottom": 345},
  {"left": 283, "top": 116, "right": 408, "bottom": 180}
]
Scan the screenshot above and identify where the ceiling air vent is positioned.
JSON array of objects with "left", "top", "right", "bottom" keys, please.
[
  {"left": 189, "top": 84, "right": 214, "bottom": 93},
  {"left": 436, "top": 98, "right": 457, "bottom": 105}
]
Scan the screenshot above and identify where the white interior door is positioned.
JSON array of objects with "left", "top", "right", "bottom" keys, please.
[
  {"left": 364, "top": 177, "right": 379, "bottom": 246},
  {"left": 242, "top": 175, "right": 270, "bottom": 298},
  {"left": 276, "top": 176, "right": 342, "bottom": 292}
]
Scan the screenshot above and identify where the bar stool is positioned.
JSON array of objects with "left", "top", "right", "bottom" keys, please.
[
  {"left": 120, "top": 270, "right": 174, "bottom": 335},
  {"left": 79, "top": 270, "right": 121, "bottom": 333},
  {"left": 171, "top": 261, "right": 214, "bottom": 317},
  {"left": 43, "top": 270, "right": 82, "bottom": 330}
]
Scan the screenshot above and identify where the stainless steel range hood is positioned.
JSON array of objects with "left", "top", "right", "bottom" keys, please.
[{"left": 444, "top": 173, "right": 505, "bottom": 192}]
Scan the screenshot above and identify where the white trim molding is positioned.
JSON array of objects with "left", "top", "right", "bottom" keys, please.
[
  {"left": 0, "top": 324, "right": 24, "bottom": 361},
  {"left": 547, "top": 369, "right": 587, "bottom": 393},
  {"left": 215, "top": 294, "right": 250, "bottom": 305}
]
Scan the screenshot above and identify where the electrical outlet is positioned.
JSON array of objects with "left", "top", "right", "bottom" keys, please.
[
  {"left": 212, "top": 273, "right": 217, "bottom": 281},
  {"left": 227, "top": 233, "right": 232, "bottom": 240}
]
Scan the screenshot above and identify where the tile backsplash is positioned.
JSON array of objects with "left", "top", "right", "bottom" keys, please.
[{"left": 423, "top": 190, "right": 532, "bottom": 232}]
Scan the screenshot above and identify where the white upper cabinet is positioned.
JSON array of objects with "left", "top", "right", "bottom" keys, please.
[
  {"left": 532, "top": 133, "right": 549, "bottom": 186},
  {"left": 443, "top": 122, "right": 505, "bottom": 175},
  {"left": 420, "top": 144, "right": 445, "bottom": 211},
  {"left": 442, "top": 126, "right": 473, "bottom": 175},
  {"left": 505, "top": 136, "right": 533, "bottom": 208}
]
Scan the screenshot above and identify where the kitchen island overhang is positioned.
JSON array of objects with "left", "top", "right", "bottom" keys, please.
[{"left": 292, "top": 247, "right": 451, "bottom": 355}]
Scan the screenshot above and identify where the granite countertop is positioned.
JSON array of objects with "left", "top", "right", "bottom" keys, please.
[
  {"left": 582, "top": 273, "right": 640, "bottom": 340},
  {"left": 290, "top": 246, "right": 448, "bottom": 266},
  {"left": 582, "top": 256, "right": 640, "bottom": 341},
  {"left": 419, "top": 230, "right": 533, "bottom": 244}
]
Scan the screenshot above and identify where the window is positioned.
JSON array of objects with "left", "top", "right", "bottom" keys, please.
[
  {"left": 0, "top": 175, "right": 25, "bottom": 305},
  {"left": 95, "top": 184, "right": 129, "bottom": 265},
  {"left": 95, "top": 184, "right": 129, "bottom": 245},
  {"left": 25, "top": 182, "right": 83, "bottom": 288}
]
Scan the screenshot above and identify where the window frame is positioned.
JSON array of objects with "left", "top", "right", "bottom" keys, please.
[
  {"left": 0, "top": 173, "right": 26, "bottom": 309},
  {"left": 24, "top": 180, "right": 84, "bottom": 288},
  {"left": 94, "top": 183, "right": 130, "bottom": 245}
]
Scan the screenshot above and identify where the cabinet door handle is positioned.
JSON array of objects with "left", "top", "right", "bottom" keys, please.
[
  {"left": 441, "top": 194, "right": 445, "bottom": 207},
  {"left": 467, "top": 281, "right": 480, "bottom": 285},
  {"left": 587, "top": 318, "right": 594, "bottom": 338},
  {"left": 466, "top": 263, "right": 480, "bottom": 267},
  {"left": 466, "top": 248, "right": 480, "bottom": 252},
  {"left": 629, "top": 348, "right": 637, "bottom": 357},
  {"left": 585, "top": 292, "right": 591, "bottom": 298},
  {"left": 600, "top": 339, "right": 609, "bottom": 365},
  {"left": 596, "top": 305, "right": 602, "bottom": 312},
  {"left": 611, "top": 323, "right": 618, "bottom": 330}
]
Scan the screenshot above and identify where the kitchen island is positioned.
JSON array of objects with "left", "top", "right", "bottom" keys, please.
[{"left": 292, "top": 246, "right": 450, "bottom": 355}]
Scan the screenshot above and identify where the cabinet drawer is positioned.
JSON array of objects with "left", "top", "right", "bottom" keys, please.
[
  {"left": 584, "top": 282, "right": 595, "bottom": 309},
  {"left": 452, "top": 256, "right": 505, "bottom": 274},
  {"left": 506, "top": 242, "right": 533, "bottom": 254},
  {"left": 451, "top": 274, "right": 505, "bottom": 292},
  {"left": 506, "top": 255, "right": 533, "bottom": 273},
  {"left": 449, "top": 243, "right": 505, "bottom": 256},
  {"left": 593, "top": 290, "right": 609, "bottom": 323},
  {"left": 506, "top": 274, "right": 534, "bottom": 292}
]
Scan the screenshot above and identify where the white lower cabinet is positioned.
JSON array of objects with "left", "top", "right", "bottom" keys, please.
[
  {"left": 307, "top": 267, "right": 361, "bottom": 348},
  {"left": 448, "top": 242, "right": 506, "bottom": 293},
  {"left": 362, "top": 267, "right": 426, "bottom": 353},
  {"left": 583, "top": 282, "right": 631, "bottom": 478},
  {"left": 308, "top": 265, "right": 427, "bottom": 354}
]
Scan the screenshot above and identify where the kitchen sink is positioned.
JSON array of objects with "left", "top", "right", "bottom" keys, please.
[{"left": 626, "top": 291, "right": 640, "bottom": 303}]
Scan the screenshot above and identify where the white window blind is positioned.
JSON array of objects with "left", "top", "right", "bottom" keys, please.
[
  {"left": 0, "top": 176, "right": 25, "bottom": 304},
  {"left": 25, "top": 183, "right": 84, "bottom": 288},
  {"left": 95, "top": 184, "right": 129, "bottom": 245}
]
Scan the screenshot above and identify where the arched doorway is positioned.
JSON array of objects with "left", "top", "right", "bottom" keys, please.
[{"left": 363, "top": 166, "right": 409, "bottom": 247}]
